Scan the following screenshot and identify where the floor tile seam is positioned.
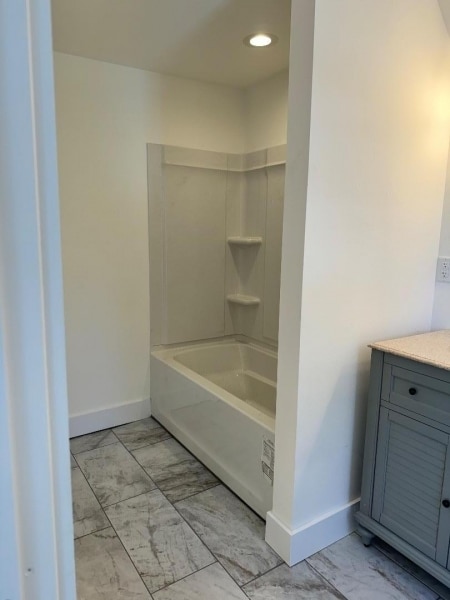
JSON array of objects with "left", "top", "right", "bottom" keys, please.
[
  {"left": 73, "top": 442, "right": 158, "bottom": 507},
  {"left": 135, "top": 426, "right": 219, "bottom": 477},
  {"left": 70, "top": 435, "right": 120, "bottom": 457},
  {"left": 112, "top": 426, "right": 173, "bottom": 450},
  {"left": 159, "top": 481, "right": 222, "bottom": 504},
  {"left": 150, "top": 560, "right": 219, "bottom": 596},
  {"left": 128, "top": 422, "right": 246, "bottom": 507},
  {"left": 167, "top": 485, "right": 275, "bottom": 590},
  {"left": 126, "top": 436, "right": 221, "bottom": 503},
  {"left": 240, "top": 562, "right": 283, "bottom": 590},
  {"left": 107, "top": 519, "right": 155, "bottom": 597},
  {"left": 172, "top": 485, "right": 285, "bottom": 587},
  {"left": 111, "top": 421, "right": 165, "bottom": 436},
  {"left": 73, "top": 459, "right": 111, "bottom": 524},
  {"left": 72, "top": 461, "right": 116, "bottom": 531},
  {"left": 175, "top": 474, "right": 271, "bottom": 526},
  {"left": 73, "top": 524, "right": 111, "bottom": 542},
  {"left": 373, "top": 542, "right": 444, "bottom": 599},
  {"left": 121, "top": 436, "right": 280, "bottom": 580},
  {"left": 109, "top": 440, "right": 217, "bottom": 505},
  {"left": 304, "top": 560, "right": 349, "bottom": 600},
  {"left": 123, "top": 434, "right": 173, "bottom": 454},
  {"left": 104, "top": 484, "right": 218, "bottom": 594},
  {"left": 129, "top": 434, "right": 210, "bottom": 469},
  {"left": 94, "top": 435, "right": 159, "bottom": 495},
  {"left": 85, "top": 479, "right": 154, "bottom": 595},
  {"left": 72, "top": 425, "right": 222, "bottom": 594},
  {"left": 157, "top": 484, "right": 219, "bottom": 553},
  {"left": 102, "top": 488, "right": 161, "bottom": 509},
  {"left": 362, "top": 536, "right": 443, "bottom": 599},
  {"left": 71, "top": 453, "right": 151, "bottom": 593},
  {"left": 155, "top": 484, "right": 244, "bottom": 585},
  {"left": 74, "top": 424, "right": 278, "bottom": 594},
  {"left": 114, "top": 434, "right": 158, "bottom": 481},
  {"left": 116, "top": 431, "right": 218, "bottom": 506}
]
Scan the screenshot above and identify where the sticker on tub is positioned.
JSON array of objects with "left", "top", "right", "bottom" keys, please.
[{"left": 261, "top": 437, "right": 274, "bottom": 485}]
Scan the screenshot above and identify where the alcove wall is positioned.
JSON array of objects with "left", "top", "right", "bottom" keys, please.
[{"left": 148, "top": 144, "right": 286, "bottom": 348}]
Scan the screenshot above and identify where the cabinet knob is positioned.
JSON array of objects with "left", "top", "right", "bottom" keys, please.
[
  {"left": 408, "top": 387, "right": 417, "bottom": 396},
  {"left": 442, "top": 499, "right": 450, "bottom": 508}
]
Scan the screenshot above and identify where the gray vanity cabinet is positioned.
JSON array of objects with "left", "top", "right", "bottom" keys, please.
[
  {"left": 371, "top": 408, "right": 450, "bottom": 564},
  {"left": 356, "top": 346, "right": 450, "bottom": 586}
]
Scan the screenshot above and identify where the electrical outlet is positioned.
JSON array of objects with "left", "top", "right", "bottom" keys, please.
[{"left": 437, "top": 257, "right": 450, "bottom": 282}]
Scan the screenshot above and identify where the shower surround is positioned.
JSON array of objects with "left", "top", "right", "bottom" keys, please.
[{"left": 148, "top": 143, "right": 285, "bottom": 516}]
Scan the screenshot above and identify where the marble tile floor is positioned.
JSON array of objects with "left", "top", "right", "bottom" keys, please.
[{"left": 71, "top": 417, "right": 450, "bottom": 600}]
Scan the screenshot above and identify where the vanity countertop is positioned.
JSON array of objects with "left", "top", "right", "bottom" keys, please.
[{"left": 370, "top": 329, "right": 450, "bottom": 371}]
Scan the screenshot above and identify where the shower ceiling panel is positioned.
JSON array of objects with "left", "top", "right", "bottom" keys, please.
[{"left": 51, "top": 0, "right": 291, "bottom": 88}]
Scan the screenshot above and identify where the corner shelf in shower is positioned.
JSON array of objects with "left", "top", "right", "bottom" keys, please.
[
  {"left": 227, "top": 236, "right": 263, "bottom": 247},
  {"left": 226, "top": 294, "right": 261, "bottom": 306}
]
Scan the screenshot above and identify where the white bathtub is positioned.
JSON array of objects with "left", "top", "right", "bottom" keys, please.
[{"left": 150, "top": 340, "right": 277, "bottom": 517}]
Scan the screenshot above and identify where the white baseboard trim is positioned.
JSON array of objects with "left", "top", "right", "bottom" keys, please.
[
  {"left": 69, "top": 398, "right": 151, "bottom": 438},
  {"left": 266, "top": 498, "right": 360, "bottom": 566}
]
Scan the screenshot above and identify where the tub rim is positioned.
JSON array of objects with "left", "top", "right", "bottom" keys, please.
[{"left": 151, "top": 339, "right": 276, "bottom": 431}]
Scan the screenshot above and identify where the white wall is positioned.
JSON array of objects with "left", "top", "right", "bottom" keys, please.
[
  {"left": 433, "top": 146, "right": 450, "bottom": 328},
  {"left": 268, "top": 0, "right": 450, "bottom": 564},
  {"left": 244, "top": 71, "right": 289, "bottom": 152},
  {"left": 54, "top": 52, "right": 246, "bottom": 425}
]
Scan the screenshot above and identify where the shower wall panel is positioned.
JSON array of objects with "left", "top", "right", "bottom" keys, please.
[
  {"left": 148, "top": 143, "right": 285, "bottom": 348},
  {"left": 224, "top": 170, "right": 246, "bottom": 337},
  {"left": 264, "top": 164, "right": 285, "bottom": 341},
  {"left": 164, "top": 165, "right": 227, "bottom": 343}
]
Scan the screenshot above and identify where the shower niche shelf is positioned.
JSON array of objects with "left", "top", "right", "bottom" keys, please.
[
  {"left": 227, "top": 236, "right": 263, "bottom": 247},
  {"left": 227, "top": 294, "right": 261, "bottom": 306}
]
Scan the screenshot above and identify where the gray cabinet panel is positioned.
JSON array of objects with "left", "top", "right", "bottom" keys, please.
[
  {"left": 372, "top": 408, "right": 450, "bottom": 566},
  {"left": 356, "top": 346, "right": 450, "bottom": 587},
  {"left": 382, "top": 365, "right": 450, "bottom": 426}
]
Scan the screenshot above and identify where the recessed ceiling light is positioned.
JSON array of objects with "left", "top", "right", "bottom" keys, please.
[{"left": 244, "top": 33, "right": 278, "bottom": 48}]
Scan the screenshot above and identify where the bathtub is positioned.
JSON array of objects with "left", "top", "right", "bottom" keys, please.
[{"left": 150, "top": 339, "right": 277, "bottom": 518}]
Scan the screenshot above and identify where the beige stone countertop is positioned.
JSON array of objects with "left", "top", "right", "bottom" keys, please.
[{"left": 370, "top": 330, "right": 450, "bottom": 371}]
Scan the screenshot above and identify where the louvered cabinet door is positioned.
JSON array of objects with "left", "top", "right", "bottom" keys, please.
[{"left": 372, "top": 408, "right": 450, "bottom": 566}]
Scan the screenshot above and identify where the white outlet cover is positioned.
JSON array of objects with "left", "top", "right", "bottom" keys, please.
[{"left": 437, "top": 256, "right": 450, "bottom": 282}]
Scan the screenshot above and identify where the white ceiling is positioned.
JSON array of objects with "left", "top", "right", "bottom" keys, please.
[{"left": 51, "top": 0, "right": 291, "bottom": 88}]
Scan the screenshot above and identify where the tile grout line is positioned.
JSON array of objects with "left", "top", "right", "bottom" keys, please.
[
  {"left": 161, "top": 481, "right": 221, "bottom": 504},
  {"left": 79, "top": 434, "right": 160, "bottom": 501},
  {"left": 80, "top": 429, "right": 247, "bottom": 590},
  {"left": 74, "top": 428, "right": 294, "bottom": 598},
  {"left": 240, "top": 562, "right": 282, "bottom": 590},
  {"left": 73, "top": 424, "right": 225, "bottom": 594},
  {"left": 122, "top": 433, "right": 174, "bottom": 454},
  {"left": 72, "top": 419, "right": 447, "bottom": 599},
  {"left": 128, "top": 422, "right": 221, "bottom": 479},
  {"left": 73, "top": 441, "right": 156, "bottom": 507},
  {"left": 101, "top": 488, "right": 160, "bottom": 509},
  {"left": 72, "top": 420, "right": 282, "bottom": 596},
  {"left": 169, "top": 487, "right": 283, "bottom": 590},
  {"left": 373, "top": 540, "right": 446, "bottom": 599},
  {"left": 70, "top": 430, "right": 120, "bottom": 455},
  {"left": 305, "top": 559, "right": 350, "bottom": 600},
  {"left": 111, "top": 415, "right": 173, "bottom": 453},
  {"left": 117, "top": 426, "right": 223, "bottom": 507},
  {"left": 91, "top": 432, "right": 222, "bottom": 595},
  {"left": 152, "top": 561, "right": 220, "bottom": 596},
  {"left": 72, "top": 452, "right": 153, "bottom": 596},
  {"left": 73, "top": 525, "right": 111, "bottom": 543},
  {"left": 153, "top": 482, "right": 260, "bottom": 590}
]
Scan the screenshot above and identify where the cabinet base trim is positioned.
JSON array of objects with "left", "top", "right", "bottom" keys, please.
[
  {"left": 69, "top": 398, "right": 151, "bottom": 437},
  {"left": 355, "top": 511, "right": 450, "bottom": 587},
  {"left": 266, "top": 499, "right": 359, "bottom": 566}
]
